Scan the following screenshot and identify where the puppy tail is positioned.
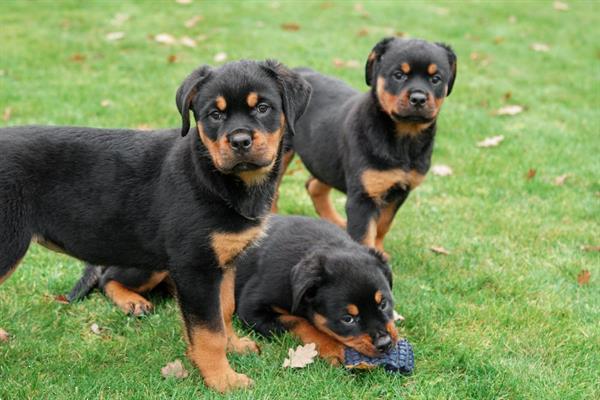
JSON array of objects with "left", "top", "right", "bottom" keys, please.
[{"left": 67, "top": 264, "right": 103, "bottom": 302}]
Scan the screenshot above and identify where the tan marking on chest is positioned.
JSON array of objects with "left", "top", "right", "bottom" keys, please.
[
  {"left": 211, "top": 225, "right": 265, "bottom": 266},
  {"left": 361, "top": 168, "right": 425, "bottom": 200}
]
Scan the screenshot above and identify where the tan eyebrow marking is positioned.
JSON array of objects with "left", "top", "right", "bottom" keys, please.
[
  {"left": 215, "top": 96, "right": 227, "bottom": 111},
  {"left": 346, "top": 304, "right": 359, "bottom": 316},
  {"left": 428, "top": 63, "right": 438, "bottom": 75},
  {"left": 374, "top": 290, "right": 383, "bottom": 304},
  {"left": 246, "top": 92, "right": 258, "bottom": 108},
  {"left": 401, "top": 63, "right": 410, "bottom": 74}
]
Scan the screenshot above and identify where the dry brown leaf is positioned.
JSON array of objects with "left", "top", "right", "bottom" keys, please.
[
  {"left": 431, "top": 164, "right": 453, "bottom": 177},
  {"left": 430, "top": 246, "right": 450, "bottom": 255},
  {"left": 581, "top": 245, "right": 600, "bottom": 252},
  {"left": 320, "top": 1, "right": 334, "bottom": 9},
  {"left": 357, "top": 28, "right": 369, "bottom": 37},
  {"left": 493, "top": 36, "right": 505, "bottom": 44},
  {"left": 332, "top": 58, "right": 345, "bottom": 68},
  {"left": 433, "top": 7, "right": 449, "bottom": 16},
  {"left": 106, "top": 32, "right": 125, "bottom": 41},
  {"left": 176, "top": 0, "right": 192, "bottom": 4},
  {"left": 526, "top": 168, "right": 537, "bottom": 180},
  {"left": 281, "top": 22, "right": 300, "bottom": 31},
  {"left": 154, "top": 33, "right": 177, "bottom": 45},
  {"left": 100, "top": 99, "right": 112, "bottom": 108},
  {"left": 111, "top": 13, "right": 130, "bottom": 26},
  {"left": 214, "top": 52, "right": 227, "bottom": 63},
  {"left": 54, "top": 294, "right": 69, "bottom": 304},
  {"left": 90, "top": 323, "right": 101, "bottom": 335},
  {"left": 553, "top": 174, "right": 570, "bottom": 186},
  {"left": 531, "top": 43, "right": 550, "bottom": 52},
  {"left": 353, "top": 3, "right": 370, "bottom": 18},
  {"left": 283, "top": 343, "right": 318, "bottom": 368},
  {"left": 503, "top": 91, "right": 512, "bottom": 101},
  {"left": 161, "top": 359, "right": 189, "bottom": 378},
  {"left": 508, "top": 15, "right": 517, "bottom": 24},
  {"left": 184, "top": 15, "right": 203, "bottom": 28},
  {"left": 553, "top": 1, "right": 569, "bottom": 11},
  {"left": 180, "top": 36, "right": 197, "bottom": 48},
  {"left": 477, "top": 135, "right": 504, "bottom": 148},
  {"left": 0, "top": 328, "right": 9, "bottom": 343},
  {"left": 393, "top": 310, "right": 405, "bottom": 322},
  {"left": 167, "top": 54, "right": 177, "bottom": 64},
  {"left": 137, "top": 124, "right": 152, "bottom": 131},
  {"left": 577, "top": 269, "right": 590, "bottom": 286},
  {"left": 70, "top": 53, "right": 86, "bottom": 63},
  {"left": 494, "top": 105, "right": 524, "bottom": 116},
  {"left": 3, "top": 107, "right": 12, "bottom": 122}
]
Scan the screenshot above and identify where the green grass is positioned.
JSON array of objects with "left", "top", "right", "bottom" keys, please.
[{"left": 1, "top": 0, "right": 599, "bottom": 399}]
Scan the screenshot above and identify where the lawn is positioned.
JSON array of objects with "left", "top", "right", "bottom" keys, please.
[{"left": 1, "top": 0, "right": 599, "bottom": 399}]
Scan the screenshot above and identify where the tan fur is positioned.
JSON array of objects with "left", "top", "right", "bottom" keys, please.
[
  {"left": 362, "top": 218, "right": 377, "bottom": 248},
  {"left": 271, "top": 149, "right": 295, "bottom": 213},
  {"left": 376, "top": 77, "right": 400, "bottom": 116},
  {"left": 135, "top": 271, "right": 168, "bottom": 293},
  {"left": 361, "top": 168, "right": 425, "bottom": 201},
  {"left": 427, "top": 63, "right": 438, "bottom": 75},
  {"left": 32, "top": 235, "right": 66, "bottom": 254},
  {"left": 386, "top": 320, "right": 399, "bottom": 342},
  {"left": 314, "top": 314, "right": 378, "bottom": 357},
  {"left": 215, "top": 96, "right": 227, "bottom": 111},
  {"left": 197, "top": 123, "right": 226, "bottom": 169},
  {"left": 246, "top": 92, "right": 258, "bottom": 108},
  {"left": 306, "top": 177, "right": 347, "bottom": 228},
  {"left": 346, "top": 304, "right": 359, "bottom": 316},
  {"left": 375, "top": 201, "right": 398, "bottom": 252},
  {"left": 211, "top": 225, "right": 264, "bottom": 266},
  {"left": 401, "top": 63, "right": 411, "bottom": 74},
  {"left": 395, "top": 120, "right": 434, "bottom": 136},
  {"left": 374, "top": 290, "right": 383, "bottom": 304},
  {"left": 104, "top": 280, "right": 154, "bottom": 316}
]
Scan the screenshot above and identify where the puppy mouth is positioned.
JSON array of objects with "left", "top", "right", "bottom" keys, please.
[
  {"left": 391, "top": 113, "right": 435, "bottom": 124},
  {"left": 222, "top": 158, "right": 274, "bottom": 174}
]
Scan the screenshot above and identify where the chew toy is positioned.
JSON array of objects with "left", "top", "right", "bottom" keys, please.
[{"left": 344, "top": 339, "right": 414, "bottom": 374}]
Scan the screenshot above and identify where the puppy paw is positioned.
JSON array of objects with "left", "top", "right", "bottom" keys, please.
[
  {"left": 228, "top": 336, "right": 260, "bottom": 354},
  {"left": 121, "top": 299, "right": 153, "bottom": 316},
  {"left": 205, "top": 370, "right": 254, "bottom": 393}
]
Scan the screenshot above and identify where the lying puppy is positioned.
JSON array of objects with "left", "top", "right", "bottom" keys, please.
[
  {"left": 0, "top": 60, "right": 311, "bottom": 392},
  {"left": 274, "top": 38, "right": 457, "bottom": 257},
  {"left": 236, "top": 215, "right": 398, "bottom": 363}
]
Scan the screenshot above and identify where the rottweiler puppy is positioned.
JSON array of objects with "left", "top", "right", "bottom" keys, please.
[
  {"left": 273, "top": 38, "right": 457, "bottom": 257},
  {"left": 69, "top": 215, "right": 398, "bottom": 365},
  {"left": 0, "top": 60, "right": 311, "bottom": 392}
]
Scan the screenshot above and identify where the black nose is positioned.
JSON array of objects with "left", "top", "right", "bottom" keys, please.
[
  {"left": 409, "top": 91, "right": 427, "bottom": 107},
  {"left": 374, "top": 334, "right": 393, "bottom": 353},
  {"left": 229, "top": 131, "right": 253, "bottom": 152}
]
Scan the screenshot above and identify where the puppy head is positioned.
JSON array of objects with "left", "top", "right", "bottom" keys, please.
[
  {"left": 290, "top": 247, "right": 398, "bottom": 357},
  {"left": 365, "top": 37, "right": 457, "bottom": 130},
  {"left": 176, "top": 60, "right": 311, "bottom": 185}
]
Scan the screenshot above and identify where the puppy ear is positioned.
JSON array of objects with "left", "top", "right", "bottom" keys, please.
[
  {"left": 367, "top": 248, "right": 393, "bottom": 287},
  {"left": 290, "top": 250, "right": 325, "bottom": 314},
  {"left": 175, "top": 65, "right": 212, "bottom": 137},
  {"left": 435, "top": 42, "right": 457, "bottom": 96},
  {"left": 260, "top": 59, "right": 312, "bottom": 136},
  {"left": 365, "top": 37, "right": 395, "bottom": 86}
]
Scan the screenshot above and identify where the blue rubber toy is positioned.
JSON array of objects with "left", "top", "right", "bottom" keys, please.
[{"left": 344, "top": 339, "right": 414, "bottom": 374}]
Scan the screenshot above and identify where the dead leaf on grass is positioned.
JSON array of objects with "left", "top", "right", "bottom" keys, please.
[
  {"left": 214, "top": 52, "right": 227, "bottom": 63},
  {"left": 283, "top": 342, "right": 318, "bottom": 368},
  {"left": 167, "top": 54, "right": 177, "bottom": 63},
  {"left": 180, "top": 36, "right": 197, "bottom": 47},
  {"left": 353, "top": 3, "right": 370, "bottom": 18},
  {"left": 3, "top": 107, "right": 12, "bottom": 122},
  {"left": 281, "top": 22, "right": 301, "bottom": 31},
  {"left": 176, "top": 0, "right": 192, "bottom": 4},
  {"left": 430, "top": 246, "right": 450, "bottom": 255},
  {"left": 581, "top": 245, "right": 600, "bottom": 252},
  {"left": 332, "top": 59, "right": 360, "bottom": 69},
  {"left": 184, "top": 15, "right": 203, "bottom": 28},
  {"left": 106, "top": 32, "right": 125, "bottom": 41},
  {"left": 90, "top": 323, "right": 102, "bottom": 335},
  {"left": 502, "top": 91, "right": 512, "bottom": 101},
  {"left": 100, "top": 99, "right": 112, "bottom": 108},
  {"left": 137, "top": 124, "right": 153, "bottom": 131},
  {"left": 357, "top": 28, "right": 369, "bottom": 37},
  {"left": 553, "top": 174, "right": 570, "bottom": 186},
  {"left": 494, "top": 105, "right": 524, "bottom": 116},
  {"left": 553, "top": 1, "right": 569, "bottom": 11},
  {"left": 577, "top": 269, "right": 590, "bottom": 286},
  {"left": 508, "top": 15, "right": 517, "bottom": 24},
  {"left": 530, "top": 43, "right": 550, "bottom": 52},
  {"left": 0, "top": 328, "right": 9, "bottom": 342},
  {"left": 161, "top": 359, "right": 189, "bottom": 378},
  {"left": 526, "top": 168, "right": 537, "bottom": 180},
  {"left": 70, "top": 53, "right": 86, "bottom": 63},
  {"left": 154, "top": 33, "right": 177, "bottom": 45},
  {"left": 477, "top": 135, "right": 504, "bottom": 148},
  {"left": 393, "top": 310, "right": 405, "bottom": 322},
  {"left": 431, "top": 164, "right": 453, "bottom": 177},
  {"left": 111, "top": 13, "right": 130, "bottom": 26},
  {"left": 54, "top": 294, "right": 69, "bottom": 304}
]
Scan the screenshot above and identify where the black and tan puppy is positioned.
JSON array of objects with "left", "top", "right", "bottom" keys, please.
[
  {"left": 0, "top": 60, "right": 311, "bottom": 392},
  {"left": 274, "top": 38, "right": 457, "bottom": 257},
  {"left": 235, "top": 215, "right": 399, "bottom": 364}
]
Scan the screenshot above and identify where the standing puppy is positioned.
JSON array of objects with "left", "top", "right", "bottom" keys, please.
[
  {"left": 275, "top": 38, "right": 457, "bottom": 256},
  {"left": 0, "top": 60, "right": 311, "bottom": 392}
]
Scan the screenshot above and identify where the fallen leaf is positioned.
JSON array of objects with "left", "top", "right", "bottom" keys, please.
[
  {"left": 431, "top": 164, "right": 453, "bottom": 177},
  {"left": 281, "top": 23, "right": 300, "bottom": 31},
  {"left": 433, "top": 7, "right": 449, "bottom": 16},
  {"left": 0, "top": 69, "right": 5, "bottom": 76},
  {"left": 167, "top": 54, "right": 177, "bottom": 63},
  {"left": 270, "top": 1, "right": 280, "bottom": 9},
  {"left": 530, "top": 43, "right": 550, "bottom": 52},
  {"left": 3, "top": 107, "right": 12, "bottom": 122},
  {"left": 54, "top": 294, "right": 69, "bottom": 304},
  {"left": 161, "top": 359, "right": 189, "bottom": 379},
  {"left": 357, "top": 28, "right": 369, "bottom": 37},
  {"left": 477, "top": 135, "right": 504, "bottom": 148},
  {"left": 502, "top": 91, "right": 512, "bottom": 101},
  {"left": 137, "top": 124, "right": 153, "bottom": 131},
  {"left": 180, "top": 36, "right": 196, "bottom": 47},
  {"left": 184, "top": 15, "right": 203, "bottom": 28},
  {"left": 333, "top": 58, "right": 345, "bottom": 68},
  {"left": 213, "top": 52, "right": 227, "bottom": 63},
  {"left": 320, "top": 1, "right": 334, "bottom": 9},
  {"left": 100, "top": 99, "right": 112, "bottom": 108},
  {"left": 90, "top": 323, "right": 101, "bottom": 335},
  {"left": 493, "top": 36, "right": 504, "bottom": 44},
  {"left": 508, "top": 15, "right": 517, "bottom": 23},
  {"left": 526, "top": 168, "right": 537, "bottom": 180},
  {"left": 430, "top": 246, "right": 450, "bottom": 255},
  {"left": 332, "top": 59, "right": 360, "bottom": 69},
  {"left": 470, "top": 52, "right": 480, "bottom": 61},
  {"left": 577, "top": 269, "right": 590, "bottom": 286},
  {"left": 553, "top": 1, "right": 569, "bottom": 11},
  {"left": 0, "top": 328, "right": 9, "bottom": 342},
  {"left": 154, "top": 33, "right": 177, "bottom": 45},
  {"left": 106, "top": 32, "right": 125, "bottom": 41},
  {"left": 353, "top": 3, "right": 370, "bottom": 18},
  {"left": 581, "top": 245, "right": 600, "bottom": 252},
  {"left": 282, "top": 343, "right": 318, "bottom": 368},
  {"left": 393, "top": 310, "right": 405, "bottom": 322},
  {"left": 553, "top": 174, "right": 570, "bottom": 186},
  {"left": 69, "top": 53, "right": 86, "bottom": 63},
  {"left": 494, "top": 105, "right": 524, "bottom": 116},
  {"left": 111, "top": 13, "right": 130, "bottom": 26},
  {"left": 176, "top": 0, "right": 192, "bottom": 4}
]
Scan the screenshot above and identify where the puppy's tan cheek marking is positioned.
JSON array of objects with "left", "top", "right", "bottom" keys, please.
[
  {"left": 427, "top": 63, "right": 438, "bottom": 75},
  {"left": 374, "top": 290, "right": 383, "bottom": 304},
  {"left": 314, "top": 314, "right": 378, "bottom": 357},
  {"left": 215, "top": 96, "right": 227, "bottom": 111},
  {"left": 197, "top": 123, "right": 224, "bottom": 168},
  {"left": 346, "top": 304, "right": 359, "bottom": 316},
  {"left": 401, "top": 63, "right": 410, "bottom": 74},
  {"left": 211, "top": 224, "right": 265, "bottom": 266},
  {"left": 246, "top": 92, "right": 258, "bottom": 108},
  {"left": 386, "top": 321, "right": 399, "bottom": 342},
  {"left": 376, "top": 77, "right": 399, "bottom": 115}
]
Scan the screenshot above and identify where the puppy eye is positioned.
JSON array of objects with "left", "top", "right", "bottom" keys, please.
[
  {"left": 393, "top": 71, "right": 407, "bottom": 81},
  {"left": 341, "top": 315, "right": 357, "bottom": 325},
  {"left": 209, "top": 111, "right": 223, "bottom": 121},
  {"left": 431, "top": 75, "right": 442, "bottom": 84},
  {"left": 379, "top": 299, "right": 388, "bottom": 310},
  {"left": 256, "top": 103, "right": 270, "bottom": 114}
]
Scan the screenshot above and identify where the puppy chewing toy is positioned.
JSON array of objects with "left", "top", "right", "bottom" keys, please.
[{"left": 344, "top": 339, "right": 414, "bottom": 374}]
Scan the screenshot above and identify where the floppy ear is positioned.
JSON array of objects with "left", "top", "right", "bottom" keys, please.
[
  {"left": 175, "top": 65, "right": 212, "bottom": 137},
  {"left": 290, "top": 250, "right": 325, "bottom": 314},
  {"left": 365, "top": 37, "right": 395, "bottom": 86},
  {"left": 435, "top": 42, "right": 457, "bottom": 96},
  {"left": 260, "top": 59, "right": 312, "bottom": 136},
  {"left": 367, "top": 248, "right": 393, "bottom": 287}
]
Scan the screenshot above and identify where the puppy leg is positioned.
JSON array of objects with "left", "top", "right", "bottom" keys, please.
[
  {"left": 220, "top": 268, "right": 259, "bottom": 354},
  {"left": 271, "top": 149, "right": 295, "bottom": 214},
  {"left": 174, "top": 266, "right": 252, "bottom": 393},
  {"left": 346, "top": 193, "right": 379, "bottom": 248},
  {"left": 278, "top": 314, "right": 345, "bottom": 365},
  {"left": 306, "top": 177, "right": 346, "bottom": 228},
  {"left": 0, "top": 205, "right": 31, "bottom": 285},
  {"left": 103, "top": 280, "right": 154, "bottom": 316}
]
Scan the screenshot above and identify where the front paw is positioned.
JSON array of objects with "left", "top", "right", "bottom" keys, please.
[{"left": 204, "top": 370, "right": 254, "bottom": 393}]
